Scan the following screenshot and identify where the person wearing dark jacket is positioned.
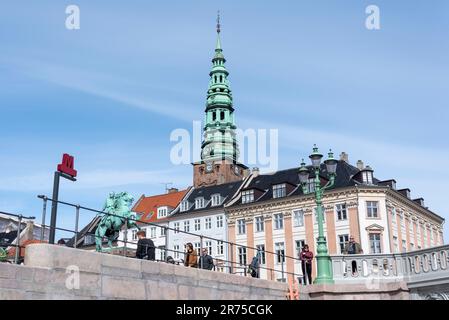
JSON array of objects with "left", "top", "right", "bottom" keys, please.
[
  {"left": 299, "top": 244, "right": 313, "bottom": 285},
  {"left": 135, "top": 230, "right": 155, "bottom": 261},
  {"left": 198, "top": 248, "right": 214, "bottom": 270}
]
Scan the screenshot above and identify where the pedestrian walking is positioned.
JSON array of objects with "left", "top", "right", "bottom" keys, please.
[
  {"left": 183, "top": 242, "right": 198, "bottom": 268},
  {"left": 135, "top": 230, "right": 155, "bottom": 261}
]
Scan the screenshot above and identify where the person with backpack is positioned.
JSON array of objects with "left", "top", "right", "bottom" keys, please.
[{"left": 135, "top": 230, "right": 155, "bottom": 261}]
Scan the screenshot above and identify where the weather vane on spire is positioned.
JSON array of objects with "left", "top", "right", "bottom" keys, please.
[{"left": 216, "top": 10, "right": 221, "bottom": 34}]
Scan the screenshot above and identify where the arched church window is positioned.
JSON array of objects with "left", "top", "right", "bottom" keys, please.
[
  {"left": 212, "top": 112, "right": 216, "bottom": 121},
  {"left": 220, "top": 111, "right": 225, "bottom": 120}
]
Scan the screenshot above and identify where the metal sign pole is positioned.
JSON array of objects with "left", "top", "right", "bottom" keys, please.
[
  {"left": 74, "top": 205, "right": 80, "bottom": 248},
  {"left": 40, "top": 196, "right": 47, "bottom": 241},
  {"left": 14, "top": 215, "right": 22, "bottom": 264},
  {"left": 48, "top": 172, "right": 60, "bottom": 244}
]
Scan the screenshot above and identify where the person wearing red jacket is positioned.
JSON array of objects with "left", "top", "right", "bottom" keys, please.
[{"left": 299, "top": 244, "right": 314, "bottom": 285}]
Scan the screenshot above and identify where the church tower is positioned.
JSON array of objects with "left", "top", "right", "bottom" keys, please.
[{"left": 193, "top": 13, "right": 249, "bottom": 188}]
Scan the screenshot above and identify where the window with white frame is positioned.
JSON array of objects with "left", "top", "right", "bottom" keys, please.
[
  {"left": 205, "top": 217, "right": 212, "bottom": 229},
  {"left": 410, "top": 242, "right": 415, "bottom": 251},
  {"left": 194, "top": 242, "right": 201, "bottom": 255},
  {"left": 369, "top": 233, "right": 382, "bottom": 253},
  {"left": 237, "top": 219, "right": 246, "bottom": 235},
  {"left": 362, "top": 171, "right": 373, "bottom": 184},
  {"left": 174, "top": 222, "right": 180, "bottom": 233},
  {"left": 238, "top": 247, "right": 247, "bottom": 266},
  {"left": 205, "top": 241, "right": 212, "bottom": 255},
  {"left": 336, "top": 204, "right": 347, "bottom": 221},
  {"left": 293, "top": 210, "right": 304, "bottom": 227},
  {"left": 159, "top": 246, "right": 166, "bottom": 261},
  {"left": 275, "top": 242, "right": 285, "bottom": 263},
  {"left": 132, "top": 229, "right": 138, "bottom": 241},
  {"left": 157, "top": 206, "right": 168, "bottom": 219},
  {"left": 217, "top": 241, "right": 224, "bottom": 255},
  {"left": 150, "top": 227, "right": 156, "bottom": 238},
  {"left": 255, "top": 216, "right": 264, "bottom": 232},
  {"left": 307, "top": 178, "right": 315, "bottom": 193},
  {"left": 295, "top": 239, "right": 305, "bottom": 255},
  {"left": 211, "top": 194, "right": 221, "bottom": 206},
  {"left": 194, "top": 219, "right": 201, "bottom": 231},
  {"left": 173, "top": 245, "right": 180, "bottom": 259},
  {"left": 366, "top": 201, "right": 379, "bottom": 218},
  {"left": 338, "top": 234, "right": 349, "bottom": 254},
  {"left": 272, "top": 184, "right": 286, "bottom": 198},
  {"left": 180, "top": 201, "right": 189, "bottom": 212},
  {"left": 391, "top": 208, "right": 396, "bottom": 223},
  {"left": 160, "top": 227, "right": 166, "bottom": 237},
  {"left": 393, "top": 236, "right": 398, "bottom": 252},
  {"left": 241, "top": 190, "right": 254, "bottom": 204},
  {"left": 402, "top": 240, "right": 407, "bottom": 252},
  {"left": 183, "top": 220, "right": 190, "bottom": 232},
  {"left": 256, "top": 244, "right": 266, "bottom": 264},
  {"left": 274, "top": 213, "right": 284, "bottom": 230},
  {"left": 216, "top": 215, "right": 223, "bottom": 228},
  {"left": 195, "top": 197, "right": 205, "bottom": 209}
]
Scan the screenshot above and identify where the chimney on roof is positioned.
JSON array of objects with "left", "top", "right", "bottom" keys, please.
[
  {"left": 340, "top": 152, "right": 349, "bottom": 163},
  {"left": 356, "top": 160, "right": 364, "bottom": 170},
  {"left": 252, "top": 167, "right": 260, "bottom": 177},
  {"left": 167, "top": 187, "right": 179, "bottom": 194}
]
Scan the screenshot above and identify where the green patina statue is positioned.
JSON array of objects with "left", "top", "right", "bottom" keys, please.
[{"left": 95, "top": 192, "right": 140, "bottom": 252}]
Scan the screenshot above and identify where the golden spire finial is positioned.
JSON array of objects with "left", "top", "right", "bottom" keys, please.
[{"left": 216, "top": 10, "right": 221, "bottom": 34}]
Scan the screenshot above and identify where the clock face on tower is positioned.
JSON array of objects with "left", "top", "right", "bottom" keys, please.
[
  {"left": 234, "top": 165, "right": 239, "bottom": 175},
  {"left": 206, "top": 162, "right": 213, "bottom": 172}
]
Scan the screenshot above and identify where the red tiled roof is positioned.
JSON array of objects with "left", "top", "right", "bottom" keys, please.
[{"left": 132, "top": 188, "right": 189, "bottom": 224}]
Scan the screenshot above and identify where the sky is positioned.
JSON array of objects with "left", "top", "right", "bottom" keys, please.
[{"left": 0, "top": 0, "right": 448, "bottom": 240}]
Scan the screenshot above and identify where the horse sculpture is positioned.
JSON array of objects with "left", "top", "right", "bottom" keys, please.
[{"left": 95, "top": 191, "right": 140, "bottom": 252}]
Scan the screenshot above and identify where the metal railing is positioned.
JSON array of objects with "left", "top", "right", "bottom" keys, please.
[
  {"left": 330, "top": 245, "right": 449, "bottom": 286},
  {"left": 36, "top": 195, "right": 305, "bottom": 283},
  {"left": 0, "top": 210, "right": 36, "bottom": 264}
]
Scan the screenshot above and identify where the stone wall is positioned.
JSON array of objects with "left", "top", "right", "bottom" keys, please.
[{"left": 0, "top": 243, "right": 288, "bottom": 300}]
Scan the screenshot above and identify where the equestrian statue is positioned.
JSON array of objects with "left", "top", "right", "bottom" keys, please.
[{"left": 95, "top": 191, "right": 140, "bottom": 252}]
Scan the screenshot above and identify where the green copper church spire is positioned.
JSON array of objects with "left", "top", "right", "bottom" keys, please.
[{"left": 201, "top": 12, "right": 239, "bottom": 163}]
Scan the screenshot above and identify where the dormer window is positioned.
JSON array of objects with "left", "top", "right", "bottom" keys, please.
[
  {"left": 361, "top": 166, "right": 374, "bottom": 184},
  {"left": 195, "top": 197, "right": 205, "bottom": 209},
  {"left": 241, "top": 190, "right": 254, "bottom": 204},
  {"left": 273, "top": 184, "right": 286, "bottom": 198},
  {"left": 211, "top": 194, "right": 221, "bottom": 206},
  {"left": 307, "top": 178, "right": 315, "bottom": 193},
  {"left": 180, "top": 201, "right": 189, "bottom": 212},
  {"left": 157, "top": 206, "right": 168, "bottom": 219}
]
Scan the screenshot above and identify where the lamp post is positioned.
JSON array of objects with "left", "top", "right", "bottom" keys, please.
[{"left": 298, "top": 145, "right": 338, "bottom": 285}]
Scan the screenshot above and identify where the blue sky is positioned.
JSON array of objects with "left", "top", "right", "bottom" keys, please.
[{"left": 1, "top": 1, "right": 448, "bottom": 240}]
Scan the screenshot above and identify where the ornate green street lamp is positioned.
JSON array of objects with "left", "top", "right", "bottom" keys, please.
[{"left": 298, "top": 145, "right": 338, "bottom": 284}]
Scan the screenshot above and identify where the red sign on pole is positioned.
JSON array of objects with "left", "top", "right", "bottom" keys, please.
[{"left": 57, "top": 153, "right": 77, "bottom": 177}]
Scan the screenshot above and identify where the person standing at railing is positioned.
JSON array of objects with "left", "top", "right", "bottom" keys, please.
[
  {"left": 199, "top": 248, "right": 214, "bottom": 270},
  {"left": 183, "top": 242, "right": 198, "bottom": 268},
  {"left": 343, "top": 236, "right": 363, "bottom": 275},
  {"left": 135, "top": 230, "right": 155, "bottom": 261},
  {"left": 299, "top": 244, "right": 313, "bottom": 285},
  {"left": 248, "top": 250, "right": 261, "bottom": 278}
]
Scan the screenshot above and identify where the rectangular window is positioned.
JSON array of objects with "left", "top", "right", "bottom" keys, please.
[
  {"left": 393, "top": 236, "right": 398, "bottom": 252},
  {"left": 194, "top": 219, "right": 201, "bottom": 231},
  {"left": 275, "top": 242, "right": 285, "bottom": 263},
  {"left": 238, "top": 247, "right": 247, "bottom": 266},
  {"left": 402, "top": 240, "right": 407, "bottom": 252},
  {"left": 194, "top": 242, "right": 201, "bottom": 255},
  {"left": 237, "top": 219, "right": 246, "bottom": 235},
  {"left": 211, "top": 194, "right": 221, "bottom": 206},
  {"left": 205, "top": 241, "right": 212, "bottom": 255},
  {"left": 241, "top": 190, "right": 255, "bottom": 204},
  {"left": 369, "top": 233, "right": 382, "bottom": 253},
  {"left": 366, "top": 201, "right": 379, "bottom": 218},
  {"left": 180, "top": 201, "right": 189, "bottom": 212},
  {"left": 256, "top": 244, "right": 266, "bottom": 265},
  {"left": 132, "top": 229, "right": 138, "bottom": 241},
  {"left": 273, "top": 184, "right": 287, "bottom": 198},
  {"left": 274, "top": 213, "right": 284, "bottom": 230},
  {"left": 338, "top": 234, "right": 349, "bottom": 254},
  {"left": 255, "top": 216, "right": 264, "bottom": 232},
  {"left": 157, "top": 207, "right": 168, "bottom": 218},
  {"left": 173, "top": 245, "right": 180, "bottom": 259},
  {"left": 307, "top": 178, "right": 315, "bottom": 193},
  {"left": 205, "top": 217, "right": 212, "bottom": 229},
  {"left": 295, "top": 240, "right": 305, "bottom": 256},
  {"left": 216, "top": 215, "right": 223, "bottom": 228},
  {"left": 336, "top": 204, "right": 347, "bottom": 221},
  {"left": 174, "top": 222, "right": 180, "bottom": 234},
  {"left": 160, "top": 227, "right": 166, "bottom": 237},
  {"left": 183, "top": 220, "right": 190, "bottom": 232},
  {"left": 410, "top": 242, "right": 415, "bottom": 251},
  {"left": 150, "top": 227, "right": 156, "bottom": 238},
  {"left": 217, "top": 241, "right": 224, "bottom": 255},
  {"left": 195, "top": 197, "right": 205, "bottom": 209},
  {"left": 293, "top": 210, "right": 304, "bottom": 227},
  {"left": 158, "top": 246, "right": 166, "bottom": 261}
]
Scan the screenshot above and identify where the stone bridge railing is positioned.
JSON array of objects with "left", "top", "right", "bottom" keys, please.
[{"left": 330, "top": 245, "right": 449, "bottom": 299}]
